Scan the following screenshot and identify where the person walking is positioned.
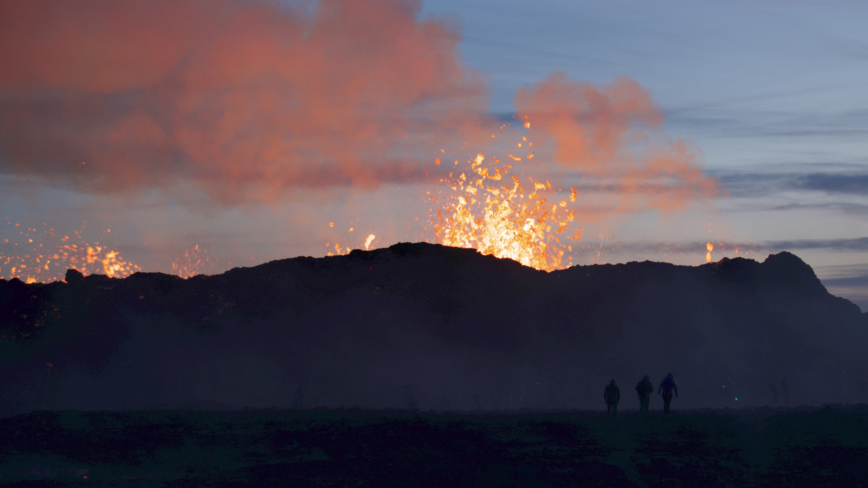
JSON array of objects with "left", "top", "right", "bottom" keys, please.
[
  {"left": 635, "top": 375, "right": 654, "bottom": 413},
  {"left": 658, "top": 373, "right": 678, "bottom": 414},
  {"left": 604, "top": 379, "right": 620, "bottom": 418}
]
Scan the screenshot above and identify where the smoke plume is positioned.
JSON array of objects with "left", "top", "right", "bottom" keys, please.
[
  {"left": 1, "top": 1, "right": 720, "bottom": 219},
  {"left": 0, "top": 0, "right": 486, "bottom": 203},
  {"left": 515, "top": 72, "right": 721, "bottom": 219}
]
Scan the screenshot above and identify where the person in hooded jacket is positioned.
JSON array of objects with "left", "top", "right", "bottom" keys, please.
[
  {"left": 658, "top": 373, "right": 678, "bottom": 414},
  {"left": 635, "top": 375, "right": 654, "bottom": 413},
  {"left": 604, "top": 379, "right": 620, "bottom": 418}
]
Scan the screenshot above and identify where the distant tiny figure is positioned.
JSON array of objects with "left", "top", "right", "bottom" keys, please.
[
  {"left": 293, "top": 385, "right": 304, "bottom": 409},
  {"left": 604, "top": 379, "right": 620, "bottom": 418},
  {"left": 658, "top": 373, "right": 678, "bottom": 414},
  {"left": 635, "top": 375, "right": 654, "bottom": 413}
]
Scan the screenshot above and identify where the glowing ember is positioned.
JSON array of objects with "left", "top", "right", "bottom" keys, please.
[
  {"left": 326, "top": 241, "right": 350, "bottom": 257},
  {"left": 171, "top": 244, "right": 217, "bottom": 279},
  {"left": 0, "top": 221, "right": 140, "bottom": 282},
  {"left": 365, "top": 234, "right": 376, "bottom": 250},
  {"left": 706, "top": 242, "right": 713, "bottom": 263},
  {"left": 433, "top": 145, "right": 582, "bottom": 272}
]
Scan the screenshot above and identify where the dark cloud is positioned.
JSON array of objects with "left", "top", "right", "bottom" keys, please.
[
  {"left": 709, "top": 165, "right": 868, "bottom": 202},
  {"left": 796, "top": 173, "right": 868, "bottom": 195},
  {"left": 578, "top": 237, "right": 868, "bottom": 258},
  {"left": 822, "top": 274, "right": 868, "bottom": 288},
  {"left": 667, "top": 108, "right": 868, "bottom": 141},
  {"left": 764, "top": 237, "right": 868, "bottom": 252}
]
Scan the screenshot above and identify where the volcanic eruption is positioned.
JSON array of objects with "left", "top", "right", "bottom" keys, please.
[{"left": 1, "top": 0, "right": 863, "bottom": 421}]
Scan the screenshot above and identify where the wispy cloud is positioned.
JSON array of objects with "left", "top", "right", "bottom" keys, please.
[
  {"left": 709, "top": 165, "right": 868, "bottom": 208},
  {"left": 795, "top": 173, "right": 868, "bottom": 195},
  {"left": 668, "top": 108, "right": 868, "bottom": 141},
  {"left": 579, "top": 237, "right": 868, "bottom": 257}
]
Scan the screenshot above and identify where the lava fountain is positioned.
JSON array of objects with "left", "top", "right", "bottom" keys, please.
[
  {"left": 0, "top": 223, "right": 140, "bottom": 282},
  {"left": 432, "top": 124, "right": 583, "bottom": 271}
]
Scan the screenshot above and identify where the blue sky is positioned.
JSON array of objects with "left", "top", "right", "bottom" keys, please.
[{"left": 1, "top": 0, "right": 866, "bottom": 308}]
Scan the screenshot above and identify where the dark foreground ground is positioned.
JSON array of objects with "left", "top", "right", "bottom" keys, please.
[{"left": 1, "top": 405, "right": 867, "bottom": 487}]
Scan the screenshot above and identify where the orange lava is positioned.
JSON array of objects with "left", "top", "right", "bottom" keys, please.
[
  {"left": 706, "top": 242, "right": 713, "bottom": 263},
  {"left": 432, "top": 130, "right": 582, "bottom": 271},
  {"left": 0, "top": 222, "right": 140, "bottom": 282},
  {"left": 171, "top": 244, "right": 217, "bottom": 279}
]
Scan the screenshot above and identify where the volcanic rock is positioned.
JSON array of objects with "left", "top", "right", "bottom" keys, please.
[
  {"left": 0, "top": 243, "right": 866, "bottom": 416},
  {"left": 64, "top": 268, "right": 84, "bottom": 285}
]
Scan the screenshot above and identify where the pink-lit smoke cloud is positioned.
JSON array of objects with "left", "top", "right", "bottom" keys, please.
[
  {"left": 1, "top": 0, "right": 719, "bottom": 216},
  {"left": 0, "top": 0, "right": 487, "bottom": 203},
  {"left": 515, "top": 72, "right": 721, "bottom": 219}
]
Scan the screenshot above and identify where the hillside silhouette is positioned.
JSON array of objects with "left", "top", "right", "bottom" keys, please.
[{"left": 1, "top": 243, "right": 866, "bottom": 416}]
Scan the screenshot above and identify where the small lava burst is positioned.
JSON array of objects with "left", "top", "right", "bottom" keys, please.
[
  {"left": 365, "top": 234, "right": 376, "bottom": 250},
  {"left": 171, "top": 244, "right": 217, "bottom": 279},
  {"left": 0, "top": 221, "right": 140, "bottom": 282},
  {"left": 706, "top": 242, "right": 713, "bottom": 263}
]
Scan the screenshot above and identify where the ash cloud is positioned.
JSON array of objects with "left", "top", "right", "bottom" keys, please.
[
  {"left": 514, "top": 72, "right": 722, "bottom": 219},
  {"left": 0, "top": 0, "right": 488, "bottom": 204},
  {"left": 0, "top": 1, "right": 722, "bottom": 218}
]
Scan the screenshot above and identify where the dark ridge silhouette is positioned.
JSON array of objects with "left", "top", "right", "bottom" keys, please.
[{"left": 1, "top": 243, "right": 866, "bottom": 417}]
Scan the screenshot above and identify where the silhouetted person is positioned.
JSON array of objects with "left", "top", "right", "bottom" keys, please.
[
  {"left": 635, "top": 375, "right": 653, "bottom": 413},
  {"left": 293, "top": 385, "right": 304, "bottom": 409},
  {"left": 658, "top": 373, "right": 678, "bottom": 414},
  {"left": 604, "top": 379, "right": 620, "bottom": 418}
]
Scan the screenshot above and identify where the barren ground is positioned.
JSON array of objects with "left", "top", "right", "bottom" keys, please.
[{"left": 1, "top": 405, "right": 867, "bottom": 487}]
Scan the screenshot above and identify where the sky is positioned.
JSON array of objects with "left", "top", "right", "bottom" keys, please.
[{"left": 1, "top": 0, "right": 867, "bottom": 308}]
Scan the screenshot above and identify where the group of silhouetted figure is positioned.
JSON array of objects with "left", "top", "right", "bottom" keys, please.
[
  {"left": 291, "top": 368, "right": 868, "bottom": 412},
  {"left": 604, "top": 373, "right": 678, "bottom": 418}
]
